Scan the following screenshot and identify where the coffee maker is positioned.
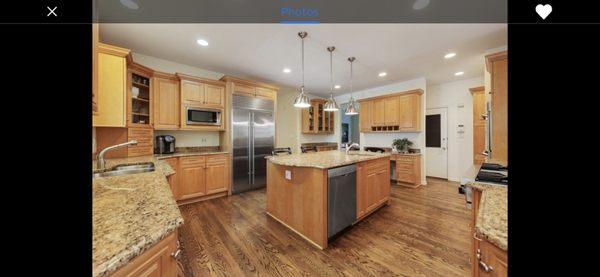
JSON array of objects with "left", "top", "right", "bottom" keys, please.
[{"left": 154, "top": 135, "right": 175, "bottom": 154}]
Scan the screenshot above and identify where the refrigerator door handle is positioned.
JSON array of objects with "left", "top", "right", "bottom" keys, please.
[
  {"left": 247, "top": 112, "right": 253, "bottom": 177},
  {"left": 250, "top": 112, "right": 256, "bottom": 185}
]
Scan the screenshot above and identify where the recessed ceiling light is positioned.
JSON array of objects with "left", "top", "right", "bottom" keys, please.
[
  {"left": 378, "top": 72, "right": 387, "bottom": 77},
  {"left": 454, "top": 71, "right": 464, "bottom": 76},
  {"left": 334, "top": 85, "right": 341, "bottom": 89},
  {"left": 196, "top": 39, "right": 209, "bottom": 47},
  {"left": 444, "top": 52, "right": 456, "bottom": 59},
  {"left": 120, "top": 0, "right": 139, "bottom": 10},
  {"left": 412, "top": 0, "right": 430, "bottom": 10},
  {"left": 283, "top": 68, "right": 291, "bottom": 73}
]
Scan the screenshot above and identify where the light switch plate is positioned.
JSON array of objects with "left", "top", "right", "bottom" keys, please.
[{"left": 285, "top": 170, "right": 292, "bottom": 180}]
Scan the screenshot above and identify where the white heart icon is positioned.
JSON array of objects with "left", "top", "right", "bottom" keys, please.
[{"left": 536, "top": 4, "right": 552, "bottom": 20}]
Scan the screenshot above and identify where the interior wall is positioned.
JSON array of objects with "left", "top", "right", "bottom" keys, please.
[
  {"left": 154, "top": 130, "right": 220, "bottom": 147},
  {"left": 276, "top": 88, "right": 301, "bottom": 152},
  {"left": 427, "top": 76, "right": 484, "bottom": 182},
  {"left": 335, "top": 77, "right": 428, "bottom": 185}
]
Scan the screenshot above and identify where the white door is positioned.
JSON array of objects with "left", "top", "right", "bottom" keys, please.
[{"left": 426, "top": 108, "right": 448, "bottom": 179}]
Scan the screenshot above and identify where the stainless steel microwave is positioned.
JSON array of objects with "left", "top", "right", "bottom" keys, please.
[{"left": 185, "top": 106, "right": 221, "bottom": 126}]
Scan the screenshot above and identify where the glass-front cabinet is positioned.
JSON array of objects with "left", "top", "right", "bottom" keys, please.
[{"left": 302, "top": 99, "right": 334, "bottom": 134}]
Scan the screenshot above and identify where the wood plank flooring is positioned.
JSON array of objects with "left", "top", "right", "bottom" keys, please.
[{"left": 177, "top": 178, "right": 472, "bottom": 276}]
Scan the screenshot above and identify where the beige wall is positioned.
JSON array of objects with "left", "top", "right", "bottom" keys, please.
[{"left": 275, "top": 88, "right": 301, "bottom": 151}]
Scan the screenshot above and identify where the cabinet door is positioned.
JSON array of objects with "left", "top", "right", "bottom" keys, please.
[
  {"left": 372, "top": 99, "right": 385, "bottom": 126},
  {"left": 376, "top": 166, "right": 390, "bottom": 205},
  {"left": 153, "top": 77, "right": 180, "bottom": 129},
  {"left": 491, "top": 58, "right": 508, "bottom": 164},
  {"left": 477, "top": 239, "right": 508, "bottom": 277},
  {"left": 92, "top": 24, "right": 99, "bottom": 115},
  {"left": 93, "top": 47, "right": 127, "bottom": 127},
  {"left": 472, "top": 89, "right": 487, "bottom": 164},
  {"left": 359, "top": 101, "right": 372, "bottom": 132},
  {"left": 256, "top": 87, "right": 276, "bottom": 99},
  {"left": 384, "top": 96, "right": 400, "bottom": 125},
  {"left": 178, "top": 157, "right": 206, "bottom": 200},
  {"left": 111, "top": 232, "right": 178, "bottom": 277},
  {"left": 204, "top": 84, "right": 225, "bottom": 108},
  {"left": 163, "top": 158, "right": 179, "bottom": 199},
  {"left": 205, "top": 155, "right": 229, "bottom": 194},
  {"left": 399, "top": 94, "right": 420, "bottom": 130},
  {"left": 356, "top": 163, "right": 368, "bottom": 219},
  {"left": 181, "top": 80, "right": 205, "bottom": 104}
]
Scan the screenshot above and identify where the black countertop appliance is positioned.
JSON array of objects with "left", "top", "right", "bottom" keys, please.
[{"left": 155, "top": 135, "right": 175, "bottom": 154}]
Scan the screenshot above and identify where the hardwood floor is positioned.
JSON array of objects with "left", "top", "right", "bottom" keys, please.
[{"left": 177, "top": 178, "right": 471, "bottom": 276}]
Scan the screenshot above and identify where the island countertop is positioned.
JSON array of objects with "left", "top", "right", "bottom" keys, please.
[
  {"left": 267, "top": 150, "right": 391, "bottom": 169},
  {"left": 468, "top": 182, "right": 508, "bottom": 250},
  {"left": 92, "top": 156, "right": 183, "bottom": 277}
]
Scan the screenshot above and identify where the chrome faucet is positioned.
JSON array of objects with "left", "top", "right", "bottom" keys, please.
[
  {"left": 345, "top": 143, "right": 360, "bottom": 154},
  {"left": 97, "top": 140, "right": 138, "bottom": 170}
]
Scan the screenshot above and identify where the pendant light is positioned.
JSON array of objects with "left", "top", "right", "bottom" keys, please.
[
  {"left": 293, "top": 31, "right": 311, "bottom": 108},
  {"left": 324, "top": 47, "right": 339, "bottom": 111},
  {"left": 345, "top": 57, "right": 359, "bottom": 115}
]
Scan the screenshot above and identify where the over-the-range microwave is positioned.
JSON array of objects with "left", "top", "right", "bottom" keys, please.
[{"left": 185, "top": 106, "right": 221, "bottom": 126}]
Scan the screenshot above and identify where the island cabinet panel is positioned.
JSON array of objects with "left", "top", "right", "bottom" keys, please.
[
  {"left": 471, "top": 188, "right": 508, "bottom": 277},
  {"left": 357, "top": 157, "right": 391, "bottom": 221},
  {"left": 111, "top": 231, "right": 178, "bottom": 277},
  {"left": 178, "top": 156, "right": 207, "bottom": 200},
  {"left": 266, "top": 162, "right": 328, "bottom": 249}
]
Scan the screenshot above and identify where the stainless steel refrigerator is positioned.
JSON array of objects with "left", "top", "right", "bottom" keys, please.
[{"left": 232, "top": 95, "right": 275, "bottom": 194}]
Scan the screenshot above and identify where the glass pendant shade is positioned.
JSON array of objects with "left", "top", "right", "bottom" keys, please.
[{"left": 293, "top": 86, "right": 311, "bottom": 108}]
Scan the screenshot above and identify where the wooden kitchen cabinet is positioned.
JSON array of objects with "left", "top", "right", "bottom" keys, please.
[
  {"left": 357, "top": 157, "right": 390, "bottom": 220},
  {"left": 127, "top": 62, "right": 154, "bottom": 128},
  {"left": 391, "top": 154, "right": 421, "bottom": 188},
  {"left": 471, "top": 86, "right": 487, "bottom": 165},
  {"left": 398, "top": 93, "right": 421, "bottom": 131},
  {"left": 93, "top": 43, "right": 130, "bottom": 127},
  {"left": 359, "top": 100, "right": 372, "bottom": 132},
  {"left": 178, "top": 73, "right": 226, "bottom": 109},
  {"left": 92, "top": 24, "right": 99, "bottom": 115},
  {"left": 301, "top": 99, "right": 335, "bottom": 134},
  {"left": 358, "top": 89, "right": 422, "bottom": 132},
  {"left": 111, "top": 231, "right": 179, "bottom": 277},
  {"left": 205, "top": 155, "right": 229, "bottom": 194},
  {"left": 171, "top": 154, "right": 230, "bottom": 204},
  {"left": 153, "top": 72, "right": 180, "bottom": 130},
  {"left": 486, "top": 51, "right": 508, "bottom": 165},
  {"left": 471, "top": 189, "right": 508, "bottom": 277},
  {"left": 178, "top": 156, "right": 207, "bottom": 200}
]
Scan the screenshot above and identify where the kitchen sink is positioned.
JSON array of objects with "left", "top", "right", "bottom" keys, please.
[{"left": 93, "top": 163, "right": 155, "bottom": 178}]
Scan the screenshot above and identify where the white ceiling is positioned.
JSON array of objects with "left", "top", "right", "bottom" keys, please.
[{"left": 100, "top": 24, "right": 507, "bottom": 97}]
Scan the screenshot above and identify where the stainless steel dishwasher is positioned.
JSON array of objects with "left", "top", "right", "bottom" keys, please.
[{"left": 327, "top": 164, "right": 357, "bottom": 239}]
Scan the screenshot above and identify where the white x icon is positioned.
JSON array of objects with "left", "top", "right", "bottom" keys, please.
[{"left": 47, "top": 6, "right": 57, "bottom": 17}]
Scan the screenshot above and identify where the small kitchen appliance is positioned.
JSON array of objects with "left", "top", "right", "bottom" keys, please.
[{"left": 154, "top": 135, "right": 176, "bottom": 154}]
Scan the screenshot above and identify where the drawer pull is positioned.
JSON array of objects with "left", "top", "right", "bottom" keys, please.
[
  {"left": 171, "top": 249, "right": 181, "bottom": 259},
  {"left": 473, "top": 232, "right": 483, "bottom": 241},
  {"left": 478, "top": 261, "right": 493, "bottom": 273}
]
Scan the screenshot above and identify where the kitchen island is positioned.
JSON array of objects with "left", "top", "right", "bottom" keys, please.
[{"left": 266, "top": 150, "right": 391, "bottom": 249}]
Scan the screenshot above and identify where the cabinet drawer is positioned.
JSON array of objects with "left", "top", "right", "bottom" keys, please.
[
  {"left": 128, "top": 127, "right": 153, "bottom": 138},
  {"left": 128, "top": 145, "right": 153, "bottom": 157},
  {"left": 234, "top": 84, "right": 256, "bottom": 95},
  {"left": 396, "top": 171, "right": 415, "bottom": 183},
  {"left": 180, "top": 156, "right": 206, "bottom": 167},
  {"left": 207, "top": 154, "right": 227, "bottom": 164},
  {"left": 393, "top": 155, "right": 415, "bottom": 162},
  {"left": 396, "top": 162, "right": 414, "bottom": 171}
]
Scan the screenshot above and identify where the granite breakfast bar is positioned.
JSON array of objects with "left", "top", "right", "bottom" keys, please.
[{"left": 266, "top": 150, "right": 391, "bottom": 249}]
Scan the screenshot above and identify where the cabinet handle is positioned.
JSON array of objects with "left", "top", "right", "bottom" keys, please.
[
  {"left": 171, "top": 249, "right": 181, "bottom": 259},
  {"left": 473, "top": 232, "right": 483, "bottom": 241},
  {"left": 478, "top": 261, "right": 493, "bottom": 273}
]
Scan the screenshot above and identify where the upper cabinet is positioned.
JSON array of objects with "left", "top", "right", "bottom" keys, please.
[
  {"left": 302, "top": 99, "right": 335, "bottom": 134},
  {"left": 358, "top": 89, "right": 423, "bottom": 133},
  {"left": 178, "top": 73, "right": 225, "bottom": 109},
  {"left": 92, "top": 43, "right": 130, "bottom": 127},
  {"left": 486, "top": 51, "right": 508, "bottom": 165},
  {"left": 92, "top": 24, "right": 99, "bottom": 115},
  {"left": 153, "top": 72, "right": 180, "bottom": 130},
  {"left": 220, "top": 76, "right": 278, "bottom": 101},
  {"left": 127, "top": 62, "right": 154, "bottom": 128}
]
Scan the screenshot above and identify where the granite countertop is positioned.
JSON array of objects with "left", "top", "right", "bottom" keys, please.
[
  {"left": 267, "top": 150, "right": 390, "bottom": 169},
  {"left": 390, "top": 152, "right": 422, "bottom": 156},
  {"left": 93, "top": 156, "right": 183, "bottom": 277},
  {"left": 468, "top": 182, "right": 508, "bottom": 251},
  {"left": 154, "top": 151, "right": 228, "bottom": 159}
]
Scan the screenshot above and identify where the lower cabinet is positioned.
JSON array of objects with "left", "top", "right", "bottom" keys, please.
[
  {"left": 357, "top": 157, "right": 390, "bottom": 220},
  {"left": 111, "top": 231, "right": 179, "bottom": 277},
  {"left": 471, "top": 189, "right": 508, "bottom": 277},
  {"left": 390, "top": 154, "right": 421, "bottom": 188},
  {"left": 164, "top": 154, "right": 229, "bottom": 204}
]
